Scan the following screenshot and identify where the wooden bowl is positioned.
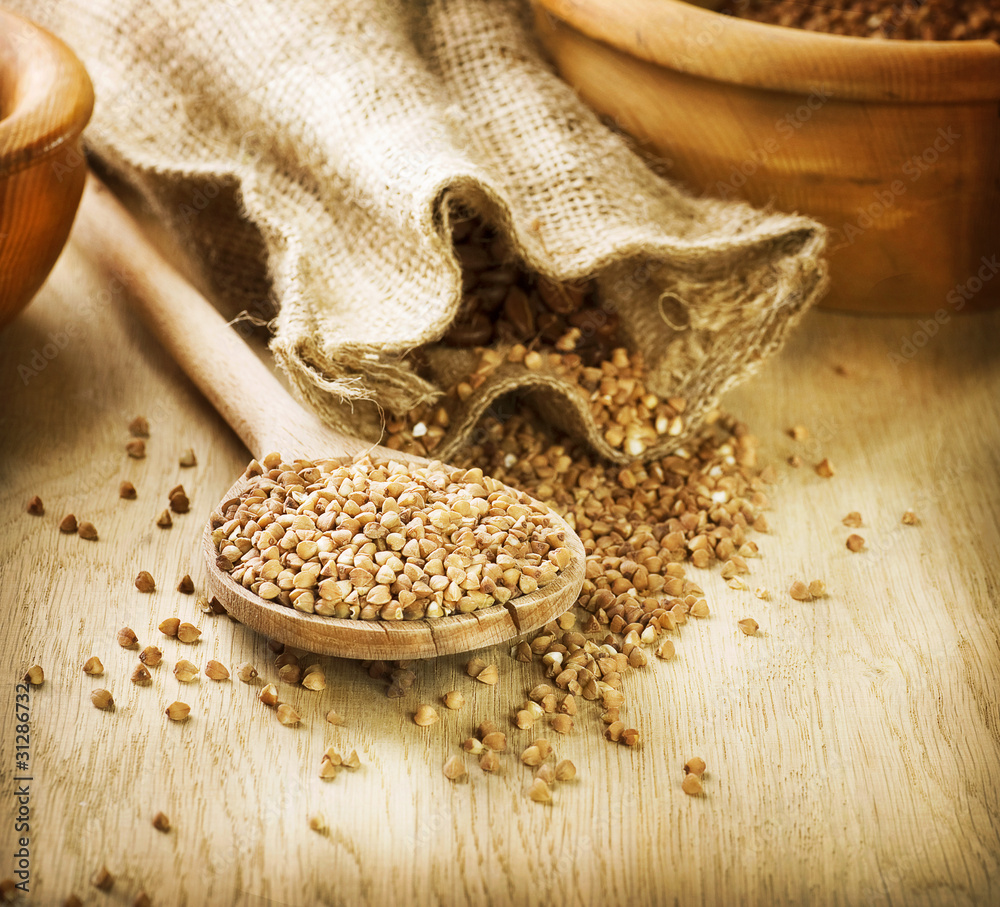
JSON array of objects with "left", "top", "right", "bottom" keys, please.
[
  {"left": 0, "top": 9, "right": 94, "bottom": 329},
  {"left": 533, "top": 0, "right": 1000, "bottom": 314}
]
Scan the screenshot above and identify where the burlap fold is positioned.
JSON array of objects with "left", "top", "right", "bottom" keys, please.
[{"left": 15, "top": 0, "right": 828, "bottom": 462}]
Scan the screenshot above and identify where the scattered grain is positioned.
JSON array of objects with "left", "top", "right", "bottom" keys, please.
[
  {"left": 152, "top": 811, "right": 170, "bottom": 832},
  {"left": 131, "top": 664, "right": 151, "bottom": 685},
  {"left": 846, "top": 534, "right": 866, "bottom": 552},
  {"left": 656, "top": 640, "right": 676, "bottom": 659},
  {"left": 535, "top": 763, "right": 556, "bottom": 784},
  {"left": 23, "top": 665, "right": 43, "bottom": 686},
  {"left": 135, "top": 571, "right": 155, "bottom": 593},
  {"left": 276, "top": 704, "right": 301, "bottom": 726},
  {"left": 815, "top": 458, "right": 835, "bottom": 478},
  {"left": 442, "top": 690, "right": 465, "bottom": 710},
  {"left": 258, "top": 684, "right": 279, "bottom": 706},
  {"left": 90, "top": 865, "right": 114, "bottom": 890},
  {"left": 139, "top": 646, "right": 162, "bottom": 667},
  {"left": 77, "top": 521, "right": 98, "bottom": 541},
  {"left": 476, "top": 664, "right": 499, "bottom": 685},
  {"left": 902, "top": 509, "right": 919, "bottom": 525},
  {"left": 117, "top": 627, "right": 138, "bottom": 648},
  {"left": 690, "top": 599, "right": 710, "bottom": 619},
  {"left": 205, "top": 660, "right": 230, "bottom": 681},
  {"left": 520, "top": 745, "right": 543, "bottom": 766},
  {"left": 59, "top": 513, "right": 78, "bottom": 533},
  {"left": 173, "top": 660, "right": 199, "bottom": 682},
  {"left": 621, "top": 728, "right": 640, "bottom": 746},
  {"left": 527, "top": 778, "right": 552, "bottom": 803},
  {"left": 482, "top": 731, "right": 507, "bottom": 752},
  {"left": 177, "top": 574, "right": 195, "bottom": 594},
  {"left": 169, "top": 486, "right": 190, "bottom": 514},
  {"left": 156, "top": 509, "right": 172, "bottom": 528},
  {"left": 738, "top": 618, "right": 759, "bottom": 636},
  {"left": 443, "top": 755, "right": 466, "bottom": 780},
  {"left": 91, "top": 689, "right": 113, "bottom": 710},
  {"left": 414, "top": 704, "right": 439, "bottom": 726},
  {"left": 302, "top": 668, "right": 326, "bottom": 691},
  {"left": 165, "top": 701, "right": 190, "bottom": 722},
  {"left": 83, "top": 656, "right": 104, "bottom": 675},
  {"left": 789, "top": 580, "right": 813, "bottom": 602},
  {"left": 26, "top": 495, "right": 44, "bottom": 516},
  {"left": 176, "top": 622, "right": 201, "bottom": 643},
  {"left": 119, "top": 481, "right": 137, "bottom": 499},
  {"left": 685, "top": 756, "right": 707, "bottom": 776},
  {"left": 842, "top": 511, "right": 863, "bottom": 528},
  {"left": 463, "top": 737, "right": 485, "bottom": 755},
  {"left": 126, "top": 439, "right": 146, "bottom": 459},
  {"left": 179, "top": 448, "right": 197, "bottom": 467},
  {"left": 550, "top": 714, "right": 573, "bottom": 734},
  {"left": 129, "top": 416, "right": 149, "bottom": 436},
  {"left": 555, "top": 759, "right": 576, "bottom": 781},
  {"left": 682, "top": 773, "right": 703, "bottom": 796}
]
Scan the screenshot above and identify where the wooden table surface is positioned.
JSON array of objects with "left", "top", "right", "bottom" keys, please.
[{"left": 1, "top": 231, "right": 999, "bottom": 907}]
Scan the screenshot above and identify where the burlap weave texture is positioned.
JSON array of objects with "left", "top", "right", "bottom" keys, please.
[{"left": 13, "top": 0, "right": 828, "bottom": 462}]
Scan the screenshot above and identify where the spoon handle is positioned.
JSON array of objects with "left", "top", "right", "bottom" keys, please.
[{"left": 74, "top": 173, "right": 369, "bottom": 461}]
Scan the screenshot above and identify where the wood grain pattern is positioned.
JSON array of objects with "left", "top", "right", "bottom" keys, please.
[
  {"left": 1, "top": 233, "right": 999, "bottom": 905},
  {"left": 0, "top": 8, "right": 93, "bottom": 329},
  {"left": 70, "top": 175, "right": 586, "bottom": 661},
  {"left": 532, "top": 0, "right": 1000, "bottom": 315}
]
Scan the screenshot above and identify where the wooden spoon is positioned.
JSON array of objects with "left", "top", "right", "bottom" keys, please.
[{"left": 73, "top": 173, "right": 585, "bottom": 659}]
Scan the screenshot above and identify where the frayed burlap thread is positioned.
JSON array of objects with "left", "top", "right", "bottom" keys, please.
[{"left": 16, "top": 0, "right": 828, "bottom": 463}]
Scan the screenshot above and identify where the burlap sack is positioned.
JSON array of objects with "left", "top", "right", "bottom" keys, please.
[{"left": 15, "top": 0, "right": 828, "bottom": 463}]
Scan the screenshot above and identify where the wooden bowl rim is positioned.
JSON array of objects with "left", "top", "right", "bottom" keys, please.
[
  {"left": 202, "top": 472, "right": 586, "bottom": 659},
  {"left": 534, "top": 0, "right": 1000, "bottom": 102},
  {"left": 0, "top": 9, "right": 94, "bottom": 177}
]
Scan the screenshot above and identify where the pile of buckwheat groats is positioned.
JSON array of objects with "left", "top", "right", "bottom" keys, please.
[
  {"left": 210, "top": 453, "right": 571, "bottom": 620},
  {"left": 717, "top": 0, "right": 1000, "bottom": 42},
  {"left": 381, "top": 212, "right": 689, "bottom": 461}
]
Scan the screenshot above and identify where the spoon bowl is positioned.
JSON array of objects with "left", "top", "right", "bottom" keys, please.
[
  {"left": 204, "top": 472, "right": 585, "bottom": 659},
  {"left": 75, "top": 174, "right": 586, "bottom": 658}
]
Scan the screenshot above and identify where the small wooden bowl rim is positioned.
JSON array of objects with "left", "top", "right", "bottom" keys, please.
[
  {"left": 535, "top": 0, "right": 1000, "bottom": 102},
  {"left": 0, "top": 9, "right": 94, "bottom": 177},
  {"left": 202, "top": 473, "right": 586, "bottom": 660}
]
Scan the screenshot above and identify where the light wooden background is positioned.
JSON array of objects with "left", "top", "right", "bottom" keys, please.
[{"left": 1, "top": 231, "right": 998, "bottom": 906}]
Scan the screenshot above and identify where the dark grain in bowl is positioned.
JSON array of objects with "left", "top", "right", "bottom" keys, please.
[
  {"left": 532, "top": 0, "right": 1000, "bottom": 313},
  {"left": 716, "top": 0, "right": 1000, "bottom": 42}
]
